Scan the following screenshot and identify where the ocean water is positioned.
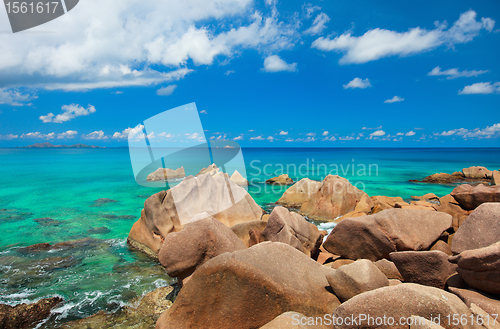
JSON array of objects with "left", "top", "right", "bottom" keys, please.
[{"left": 1, "top": 147, "right": 499, "bottom": 326}]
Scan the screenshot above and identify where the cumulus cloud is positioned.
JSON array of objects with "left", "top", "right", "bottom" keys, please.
[
  {"left": 405, "top": 131, "right": 416, "bottom": 136},
  {"left": 458, "top": 82, "right": 500, "bottom": 94},
  {"left": 339, "top": 136, "right": 355, "bottom": 141},
  {"left": 322, "top": 136, "right": 336, "bottom": 141},
  {"left": 0, "top": 134, "right": 19, "bottom": 140},
  {"left": 362, "top": 126, "right": 382, "bottom": 130},
  {"left": 262, "top": 55, "right": 297, "bottom": 72},
  {"left": 157, "top": 85, "right": 177, "bottom": 96},
  {"left": 224, "top": 70, "right": 235, "bottom": 76},
  {"left": 303, "top": 3, "right": 321, "bottom": 19},
  {"left": 435, "top": 123, "right": 500, "bottom": 139},
  {"left": 384, "top": 96, "right": 404, "bottom": 103},
  {"left": 304, "top": 13, "right": 330, "bottom": 36},
  {"left": 0, "top": 0, "right": 301, "bottom": 91},
  {"left": 428, "top": 66, "right": 488, "bottom": 79},
  {"left": 370, "top": 130, "right": 386, "bottom": 137},
  {"left": 20, "top": 132, "right": 55, "bottom": 139},
  {"left": 250, "top": 136, "right": 264, "bottom": 140},
  {"left": 82, "top": 131, "right": 108, "bottom": 140},
  {"left": 57, "top": 130, "right": 78, "bottom": 139},
  {"left": 200, "top": 110, "right": 208, "bottom": 114},
  {"left": 279, "top": 130, "right": 288, "bottom": 135},
  {"left": 322, "top": 131, "right": 328, "bottom": 136},
  {"left": 233, "top": 135, "right": 243, "bottom": 140},
  {"left": 0, "top": 88, "right": 37, "bottom": 106},
  {"left": 312, "top": 10, "right": 495, "bottom": 64},
  {"left": 40, "top": 104, "right": 96, "bottom": 123},
  {"left": 267, "top": 136, "right": 275, "bottom": 141},
  {"left": 343, "top": 78, "right": 371, "bottom": 89}
]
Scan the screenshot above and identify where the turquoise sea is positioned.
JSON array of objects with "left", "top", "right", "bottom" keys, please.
[{"left": 1, "top": 147, "right": 499, "bottom": 327}]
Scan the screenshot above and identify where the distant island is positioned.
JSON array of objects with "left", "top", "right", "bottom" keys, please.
[{"left": 21, "top": 142, "right": 105, "bottom": 149}]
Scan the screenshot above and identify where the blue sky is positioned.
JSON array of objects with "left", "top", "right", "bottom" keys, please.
[{"left": 0, "top": 0, "right": 499, "bottom": 147}]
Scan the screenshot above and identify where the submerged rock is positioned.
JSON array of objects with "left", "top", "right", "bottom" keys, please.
[
  {"left": 90, "top": 198, "right": 117, "bottom": 207},
  {"left": 0, "top": 296, "right": 62, "bottom": 329},
  {"left": 61, "top": 286, "right": 173, "bottom": 329},
  {"left": 156, "top": 242, "right": 340, "bottom": 329}
]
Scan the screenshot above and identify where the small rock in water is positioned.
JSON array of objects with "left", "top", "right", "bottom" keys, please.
[
  {"left": 0, "top": 296, "right": 63, "bottom": 329},
  {"left": 90, "top": 198, "right": 117, "bottom": 207},
  {"left": 102, "top": 214, "right": 135, "bottom": 220},
  {"left": 88, "top": 227, "right": 111, "bottom": 235}
]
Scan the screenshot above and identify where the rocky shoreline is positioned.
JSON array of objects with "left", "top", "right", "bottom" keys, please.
[
  {"left": 4, "top": 167, "right": 500, "bottom": 328},
  {"left": 410, "top": 166, "right": 499, "bottom": 186}
]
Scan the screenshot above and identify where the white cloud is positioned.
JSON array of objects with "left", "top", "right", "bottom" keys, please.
[
  {"left": 0, "top": 134, "right": 19, "bottom": 140},
  {"left": 57, "top": 130, "right": 78, "bottom": 139},
  {"left": 0, "top": 89, "right": 37, "bottom": 106},
  {"left": 267, "top": 136, "right": 275, "bottom": 141},
  {"left": 322, "top": 130, "right": 328, "bottom": 136},
  {"left": 20, "top": 132, "right": 55, "bottom": 139},
  {"left": 384, "top": 96, "right": 404, "bottom": 103},
  {"left": 262, "top": 55, "right": 297, "bottom": 72},
  {"left": 304, "top": 13, "right": 330, "bottom": 36},
  {"left": 339, "top": 136, "right": 355, "bottom": 141},
  {"left": 306, "top": 132, "right": 316, "bottom": 136},
  {"left": 312, "top": 10, "right": 495, "bottom": 64},
  {"left": 279, "top": 130, "right": 288, "bottom": 135},
  {"left": 304, "top": 137, "right": 316, "bottom": 142},
  {"left": 322, "top": 136, "right": 336, "bottom": 141},
  {"left": 157, "top": 85, "right": 177, "bottom": 96},
  {"left": 250, "top": 136, "right": 264, "bottom": 140},
  {"left": 435, "top": 123, "right": 500, "bottom": 139},
  {"left": 82, "top": 130, "right": 108, "bottom": 140},
  {"left": 248, "top": 129, "right": 254, "bottom": 132},
  {"left": 362, "top": 126, "right": 382, "bottom": 130},
  {"left": 405, "top": 131, "right": 416, "bottom": 136},
  {"left": 303, "top": 3, "right": 321, "bottom": 19},
  {"left": 0, "top": 0, "right": 301, "bottom": 90},
  {"left": 40, "top": 104, "right": 96, "bottom": 123},
  {"left": 458, "top": 82, "right": 500, "bottom": 95},
  {"left": 428, "top": 66, "right": 488, "bottom": 79},
  {"left": 370, "top": 130, "right": 386, "bottom": 137},
  {"left": 343, "top": 77, "right": 371, "bottom": 89},
  {"left": 200, "top": 110, "right": 208, "bottom": 114},
  {"left": 233, "top": 135, "right": 243, "bottom": 140},
  {"left": 224, "top": 70, "right": 235, "bottom": 75}
]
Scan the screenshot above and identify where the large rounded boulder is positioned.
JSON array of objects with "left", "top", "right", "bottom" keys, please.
[
  {"left": 451, "top": 202, "right": 500, "bottom": 255},
  {"left": 128, "top": 173, "right": 264, "bottom": 255},
  {"left": 332, "top": 283, "right": 477, "bottom": 329},
  {"left": 276, "top": 178, "right": 322, "bottom": 208},
  {"left": 450, "top": 184, "right": 500, "bottom": 210},
  {"left": 299, "top": 175, "right": 373, "bottom": 221},
  {"left": 156, "top": 242, "right": 340, "bottom": 329},
  {"left": 323, "top": 209, "right": 452, "bottom": 261}
]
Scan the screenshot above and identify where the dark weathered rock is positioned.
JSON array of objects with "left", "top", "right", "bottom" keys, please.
[
  {"left": 451, "top": 185, "right": 500, "bottom": 210},
  {"left": 390, "top": 251, "right": 457, "bottom": 289},
  {"left": 323, "top": 209, "right": 452, "bottom": 261},
  {"left": 332, "top": 283, "right": 476, "bottom": 329},
  {"left": 260, "top": 206, "right": 324, "bottom": 258},
  {"left": 0, "top": 297, "right": 62, "bottom": 329},
  {"left": 158, "top": 215, "right": 246, "bottom": 284},
  {"left": 299, "top": 175, "right": 373, "bottom": 221},
  {"left": 326, "top": 259, "right": 389, "bottom": 302},
  {"left": 451, "top": 203, "right": 500, "bottom": 255},
  {"left": 430, "top": 240, "right": 452, "bottom": 256},
  {"left": 450, "top": 241, "right": 500, "bottom": 295},
  {"left": 156, "top": 242, "right": 340, "bottom": 329}
]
